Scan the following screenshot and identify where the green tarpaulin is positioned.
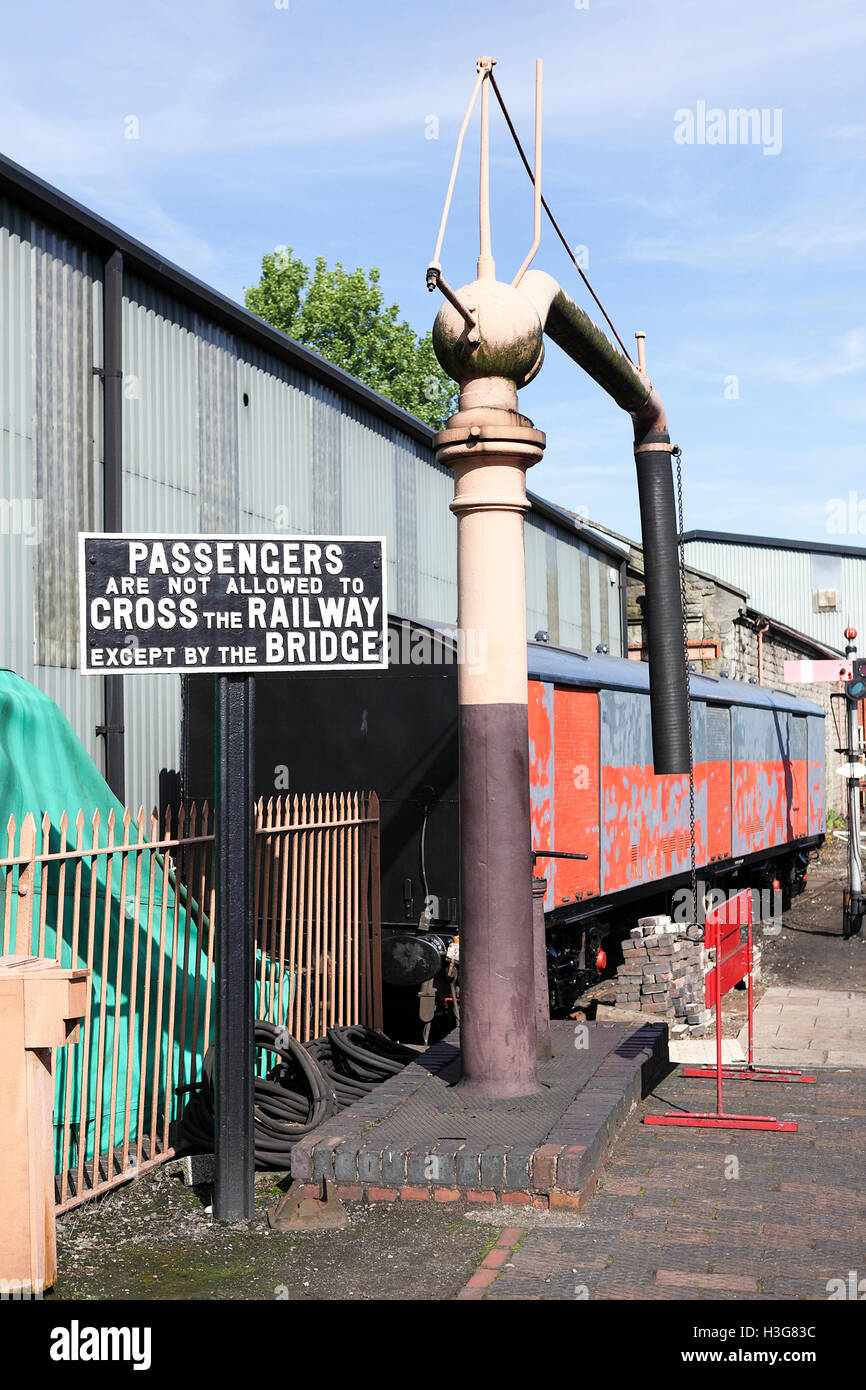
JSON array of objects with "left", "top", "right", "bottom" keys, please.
[{"left": 0, "top": 670, "right": 209, "bottom": 1174}]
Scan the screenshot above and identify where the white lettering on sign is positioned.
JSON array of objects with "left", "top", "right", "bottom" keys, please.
[{"left": 80, "top": 534, "right": 386, "bottom": 674}]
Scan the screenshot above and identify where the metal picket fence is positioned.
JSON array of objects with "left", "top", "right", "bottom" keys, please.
[{"left": 0, "top": 791, "right": 380, "bottom": 1212}]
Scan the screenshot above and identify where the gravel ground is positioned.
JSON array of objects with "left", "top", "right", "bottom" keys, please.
[
  {"left": 54, "top": 1169, "right": 498, "bottom": 1301},
  {"left": 759, "top": 837, "right": 866, "bottom": 991}
]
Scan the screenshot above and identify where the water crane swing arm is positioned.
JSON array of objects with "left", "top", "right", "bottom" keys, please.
[{"left": 426, "top": 55, "right": 691, "bottom": 776}]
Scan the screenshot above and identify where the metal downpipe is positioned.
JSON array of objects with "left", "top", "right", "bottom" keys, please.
[{"left": 102, "top": 249, "right": 125, "bottom": 802}]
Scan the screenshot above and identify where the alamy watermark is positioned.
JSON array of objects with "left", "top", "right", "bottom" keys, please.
[
  {"left": 674, "top": 102, "right": 782, "bottom": 156},
  {"left": 826, "top": 1270, "right": 866, "bottom": 1299},
  {"left": 0, "top": 497, "right": 42, "bottom": 546},
  {"left": 386, "top": 621, "right": 487, "bottom": 673},
  {"left": 1, "top": 1277, "right": 43, "bottom": 1300},
  {"left": 672, "top": 880, "right": 782, "bottom": 929},
  {"left": 826, "top": 490, "right": 866, "bottom": 536}
]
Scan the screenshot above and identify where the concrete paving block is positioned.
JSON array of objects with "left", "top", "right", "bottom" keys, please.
[
  {"left": 808, "top": 1025, "right": 859, "bottom": 1041},
  {"left": 748, "top": 1047, "right": 814, "bottom": 1067},
  {"left": 668, "top": 1039, "right": 746, "bottom": 1064},
  {"left": 757, "top": 1033, "right": 812, "bottom": 1051},
  {"left": 750, "top": 1025, "right": 781, "bottom": 1041}
]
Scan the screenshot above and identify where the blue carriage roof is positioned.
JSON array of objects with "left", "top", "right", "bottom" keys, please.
[
  {"left": 525, "top": 642, "right": 825, "bottom": 716},
  {"left": 389, "top": 615, "right": 825, "bottom": 717}
]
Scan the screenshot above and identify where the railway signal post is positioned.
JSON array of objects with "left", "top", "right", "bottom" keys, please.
[
  {"left": 843, "top": 630, "right": 865, "bottom": 937},
  {"left": 788, "top": 626, "right": 865, "bottom": 938}
]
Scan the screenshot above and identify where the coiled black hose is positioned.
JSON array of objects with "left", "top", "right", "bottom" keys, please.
[
  {"left": 179, "top": 1022, "right": 417, "bottom": 1170},
  {"left": 305, "top": 1027, "right": 417, "bottom": 1107},
  {"left": 327, "top": 1025, "right": 417, "bottom": 1078},
  {"left": 304, "top": 1037, "right": 370, "bottom": 1108},
  {"left": 179, "top": 1021, "right": 335, "bottom": 1169}
]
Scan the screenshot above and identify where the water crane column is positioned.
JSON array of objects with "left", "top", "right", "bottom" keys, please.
[
  {"left": 428, "top": 55, "right": 691, "bottom": 1096},
  {"left": 434, "top": 379, "right": 545, "bottom": 1098}
]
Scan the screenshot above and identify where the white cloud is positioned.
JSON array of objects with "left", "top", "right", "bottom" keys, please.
[
  {"left": 763, "top": 327, "right": 866, "bottom": 386},
  {"left": 626, "top": 214, "right": 866, "bottom": 270}
]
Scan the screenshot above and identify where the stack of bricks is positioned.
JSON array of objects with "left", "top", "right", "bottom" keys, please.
[{"left": 614, "top": 914, "right": 714, "bottom": 1038}]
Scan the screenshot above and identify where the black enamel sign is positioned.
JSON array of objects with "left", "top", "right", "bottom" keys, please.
[{"left": 79, "top": 533, "right": 387, "bottom": 674}]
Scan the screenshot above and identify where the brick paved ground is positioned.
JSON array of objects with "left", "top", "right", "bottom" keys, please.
[{"left": 475, "top": 1066, "right": 866, "bottom": 1300}]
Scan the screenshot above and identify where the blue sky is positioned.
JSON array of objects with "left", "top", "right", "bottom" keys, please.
[{"left": 3, "top": 0, "right": 865, "bottom": 544}]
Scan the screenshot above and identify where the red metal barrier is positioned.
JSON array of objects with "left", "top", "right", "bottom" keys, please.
[
  {"left": 685, "top": 890, "right": 816, "bottom": 1089},
  {"left": 644, "top": 889, "right": 807, "bottom": 1132}
]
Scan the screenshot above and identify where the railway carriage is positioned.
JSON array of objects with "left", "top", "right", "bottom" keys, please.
[{"left": 181, "top": 617, "right": 825, "bottom": 1029}]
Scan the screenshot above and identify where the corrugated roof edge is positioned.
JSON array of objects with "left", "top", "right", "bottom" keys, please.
[
  {"left": 744, "top": 606, "right": 843, "bottom": 659},
  {"left": 526, "top": 494, "right": 629, "bottom": 561},
  {"left": 0, "top": 152, "right": 628, "bottom": 567},
  {"left": 683, "top": 528, "right": 866, "bottom": 561}
]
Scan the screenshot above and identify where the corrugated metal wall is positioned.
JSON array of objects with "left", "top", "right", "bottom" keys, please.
[
  {"left": 683, "top": 538, "right": 866, "bottom": 651},
  {"left": 1, "top": 191, "right": 626, "bottom": 813},
  {"left": 0, "top": 198, "right": 105, "bottom": 782},
  {"left": 527, "top": 518, "right": 620, "bottom": 652}
]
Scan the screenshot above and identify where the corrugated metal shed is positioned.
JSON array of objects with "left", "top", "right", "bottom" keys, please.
[
  {"left": 0, "top": 195, "right": 105, "bottom": 772},
  {"left": 0, "top": 153, "right": 629, "bottom": 813},
  {"left": 683, "top": 531, "right": 866, "bottom": 652}
]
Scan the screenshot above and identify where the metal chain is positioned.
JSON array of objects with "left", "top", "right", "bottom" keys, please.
[{"left": 675, "top": 447, "right": 700, "bottom": 935}]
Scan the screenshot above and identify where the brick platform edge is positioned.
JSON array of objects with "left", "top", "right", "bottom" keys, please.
[
  {"left": 456, "top": 1228, "right": 527, "bottom": 1300},
  {"left": 290, "top": 1022, "right": 668, "bottom": 1208}
]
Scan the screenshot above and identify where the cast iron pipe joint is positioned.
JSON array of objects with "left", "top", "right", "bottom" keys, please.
[
  {"left": 432, "top": 276, "right": 545, "bottom": 402},
  {"left": 431, "top": 276, "right": 547, "bottom": 473},
  {"left": 631, "top": 385, "right": 669, "bottom": 447}
]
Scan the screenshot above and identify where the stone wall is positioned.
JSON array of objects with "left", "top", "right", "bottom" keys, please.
[{"left": 628, "top": 563, "right": 846, "bottom": 815}]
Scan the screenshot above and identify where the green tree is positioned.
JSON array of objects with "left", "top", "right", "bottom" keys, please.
[{"left": 245, "top": 247, "right": 457, "bottom": 430}]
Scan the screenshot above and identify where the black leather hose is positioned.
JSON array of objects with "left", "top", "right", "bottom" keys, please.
[
  {"left": 179, "top": 1023, "right": 417, "bottom": 1170},
  {"left": 179, "top": 1021, "right": 334, "bottom": 1169},
  {"left": 634, "top": 442, "right": 692, "bottom": 775},
  {"left": 327, "top": 1025, "right": 418, "bottom": 1078}
]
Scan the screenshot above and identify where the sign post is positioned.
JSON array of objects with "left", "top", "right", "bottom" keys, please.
[
  {"left": 784, "top": 627, "right": 864, "bottom": 940},
  {"left": 214, "top": 673, "right": 255, "bottom": 1220},
  {"left": 80, "top": 532, "right": 386, "bottom": 1221},
  {"left": 843, "top": 644, "right": 865, "bottom": 938}
]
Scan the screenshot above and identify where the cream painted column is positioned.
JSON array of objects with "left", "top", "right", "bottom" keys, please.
[{"left": 435, "top": 402, "right": 545, "bottom": 1097}]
